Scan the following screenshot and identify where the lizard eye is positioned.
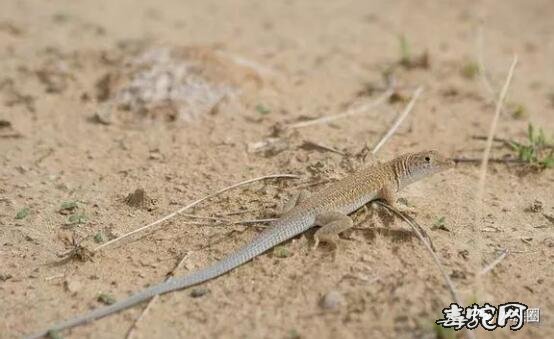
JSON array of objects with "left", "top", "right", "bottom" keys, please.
[{"left": 424, "top": 156, "right": 431, "bottom": 162}]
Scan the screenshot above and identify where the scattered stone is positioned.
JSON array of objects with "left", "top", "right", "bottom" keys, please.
[
  {"left": 64, "top": 279, "right": 82, "bottom": 294},
  {"left": 320, "top": 290, "right": 345, "bottom": 310},
  {"left": 124, "top": 188, "right": 155, "bottom": 210},
  {"left": 0, "top": 119, "right": 22, "bottom": 138},
  {"left": 388, "top": 91, "right": 407, "bottom": 104},
  {"left": 543, "top": 237, "right": 554, "bottom": 248},
  {"left": 458, "top": 249, "right": 469, "bottom": 260},
  {"left": 125, "top": 188, "right": 145, "bottom": 207},
  {"left": 450, "top": 270, "right": 467, "bottom": 279},
  {"left": 525, "top": 200, "right": 543, "bottom": 213},
  {"left": 190, "top": 287, "right": 209, "bottom": 298},
  {"left": 0, "top": 273, "right": 13, "bottom": 281},
  {"left": 92, "top": 105, "right": 113, "bottom": 125},
  {"left": 247, "top": 137, "right": 288, "bottom": 156}
]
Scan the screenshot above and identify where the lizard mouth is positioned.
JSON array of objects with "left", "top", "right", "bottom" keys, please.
[{"left": 444, "top": 158, "right": 456, "bottom": 169}]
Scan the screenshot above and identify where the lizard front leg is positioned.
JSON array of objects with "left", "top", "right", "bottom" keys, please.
[
  {"left": 313, "top": 211, "right": 353, "bottom": 250},
  {"left": 378, "top": 184, "right": 396, "bottom": 206},
  {"left": 378, "top": 184, "right": 416, "bottom": 214}
]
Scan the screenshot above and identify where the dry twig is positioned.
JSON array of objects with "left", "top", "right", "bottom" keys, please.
[
  {"left": 288, "top": 88, "right": 394, "bottom": 129},
  {"left": 375, "top": 201, "right": 475, "bottom": 339},
  {"left": 478, "top": 249, "right": 509, "bottom": 276},
  {"left": 94, "top": 174, "right": 299, "bottom": 252},
  {"left": 374, "top": 201, "right": 462, "bottom": 305},
  {"left": 126, "top": 252, "right": 191, "bottom": 339},
  {"left": 371, "top": 86, "right": 423, "bottom": 154},
  {"left": 452, "top": 157, "right": 525, "bottom": 165},
  {"left": 476, "top": 55, "right": 518, "bottom": 210}
]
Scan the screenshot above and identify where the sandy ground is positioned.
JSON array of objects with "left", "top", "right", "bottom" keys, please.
[{"left": 1, "top": 1, "right": 553, "bottom": 338}]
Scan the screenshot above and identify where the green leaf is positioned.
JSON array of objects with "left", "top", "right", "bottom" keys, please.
[
  {"left": 97, "top": 293, "right": 116, "bottom": 305},
  {"left": 540, "top": 155, "right": 554, "bottom": 168},
  {"left": 59, "top": 201, "right": 78, "bottom": 213},
  {"left": 47, "top": 330, "right": 63, "bottom": 339},
  {"left": 15, "top": 207, "right": 30, "bottom": 220},
  {"left": 68, "top": 213, "right": 87, "bottom": 225},
  {"left": 433, "top": 322, "right": 456, "bottom": 339},
  {"left": 255, "top": 104, "right": 271, "bottom": 115},
  {"left": 94, "top": 231, "right": 105, "bottom": 243},
  {"left": 399, "top": 34, "right": 411, "bottom": 65},
  {"left": 431, "top": 216, "right": 449, "bottom": 231},
  {"left": 273, "top": 246, "right": 291, "bottom": 258},
  {"left": 528, "top": 123, "right": 535, "bottom": 144},
  {"left": 461, "top": 61, "right": 479, "bottom": 79}
]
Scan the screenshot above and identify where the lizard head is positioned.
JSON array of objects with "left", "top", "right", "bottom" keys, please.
[
  {"left": 409, "top": 150, "right": 454, "bottom": 174},
  {"left": 393, "top": 150, "right": 454, "bottom": 189}
]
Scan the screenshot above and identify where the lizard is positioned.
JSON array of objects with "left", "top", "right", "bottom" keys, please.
[{"left": 26, "top": 150, "right": 454, "bottom": 338}]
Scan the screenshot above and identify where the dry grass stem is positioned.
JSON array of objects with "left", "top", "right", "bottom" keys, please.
[
  {"left": 479, "top": 249, "right": 509, "bottom": 276},
  {"left": 288, "top": 88, "right": 394, "bottom": 129},
  {"left": 93, "top": 174, "right": 299, "bottom": 252},
  {"left": 371, "top": 86, "right": 423, "bottom": 154},
  {"left": 126, "top": 252, "right": 191, "bottom": 339},
  {"left": 374, "top": 201, "right": 462, "bottom": 305},
  {"left": 375, "top": 201, "right": 475, "bottom": 339},
  {"left": 476, "top": 55, "right": 518, "bottom": 209}
]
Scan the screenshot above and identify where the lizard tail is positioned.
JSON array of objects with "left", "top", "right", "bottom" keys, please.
[{"left": 25, "top": 215, "right": 310, "bottom": 338}]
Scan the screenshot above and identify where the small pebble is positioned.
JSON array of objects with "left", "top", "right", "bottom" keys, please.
[
  {"left": 320, "top": 290, "right": 345, "bottom": 310},
  {"left": 190, "top": 287, "right": 209, "bottom": 298},
  {"left": 527, "top": 200, "right": 543, "bottom": 213},
  {"left": 64, "top": 279, "right": 82, "bottom": 294},
  {"left": 543, "top": 237, "right": 554, "bottom": 248}
]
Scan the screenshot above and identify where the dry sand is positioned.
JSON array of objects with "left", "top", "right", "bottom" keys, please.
[{"left": 0, "top": 1, "right": 553, "bottom": 338}]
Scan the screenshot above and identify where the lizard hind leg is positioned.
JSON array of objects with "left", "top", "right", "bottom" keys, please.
[{"left": 313, "top": 211, "right": 353, "bottom": 250}]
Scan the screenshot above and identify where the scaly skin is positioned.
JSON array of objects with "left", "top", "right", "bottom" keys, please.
[{"left": 26, "top": 150, "right": 453, "bottom": 338}]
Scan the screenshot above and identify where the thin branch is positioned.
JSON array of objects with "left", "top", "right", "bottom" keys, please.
[
  {"left": 479, "top": 249, "right": 509, "bottom": 276},
  {"left": 371, "top": 86, "right": 423, "bottom": 154},
  {"left": 374, "top": 201, "right": 476, "bottom": 339},
  {"left": 288, "top": 88, "right": 394, "bottom": 129},
  {"left": 217, "top": 51, "right": 279, "bottom": 78},
  {"left": 126, "top": 252, "right": 191, "bottom": 339},
  {"left": 93, "top": 174, "right": 299, "bottom": 252},
  {"left": 472, "top": 135, "right": 554, "bottom": 150},
  {"left": 300, "top": 140, "right": 346, "bottom": 156},
  {"left": 452, "top": 157, "right": 526, "bottom": 164},
  {"left": 378, "top": 201, "right": 478, "bottom": 339},
  {"left": 476, "top": 55, "right": 518, "bottom": 207},
  {"left": 125, "top": 214, "right": 271, "bottom": 338},
  {"left": 374, "top": 201, "right": 462, "bottom": 305},
  {"left": 165, "top": 212, "right": 276, "bottom": 226},
  {"left": 205, "top": 218, "right": 276, "bottom": 227}
]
